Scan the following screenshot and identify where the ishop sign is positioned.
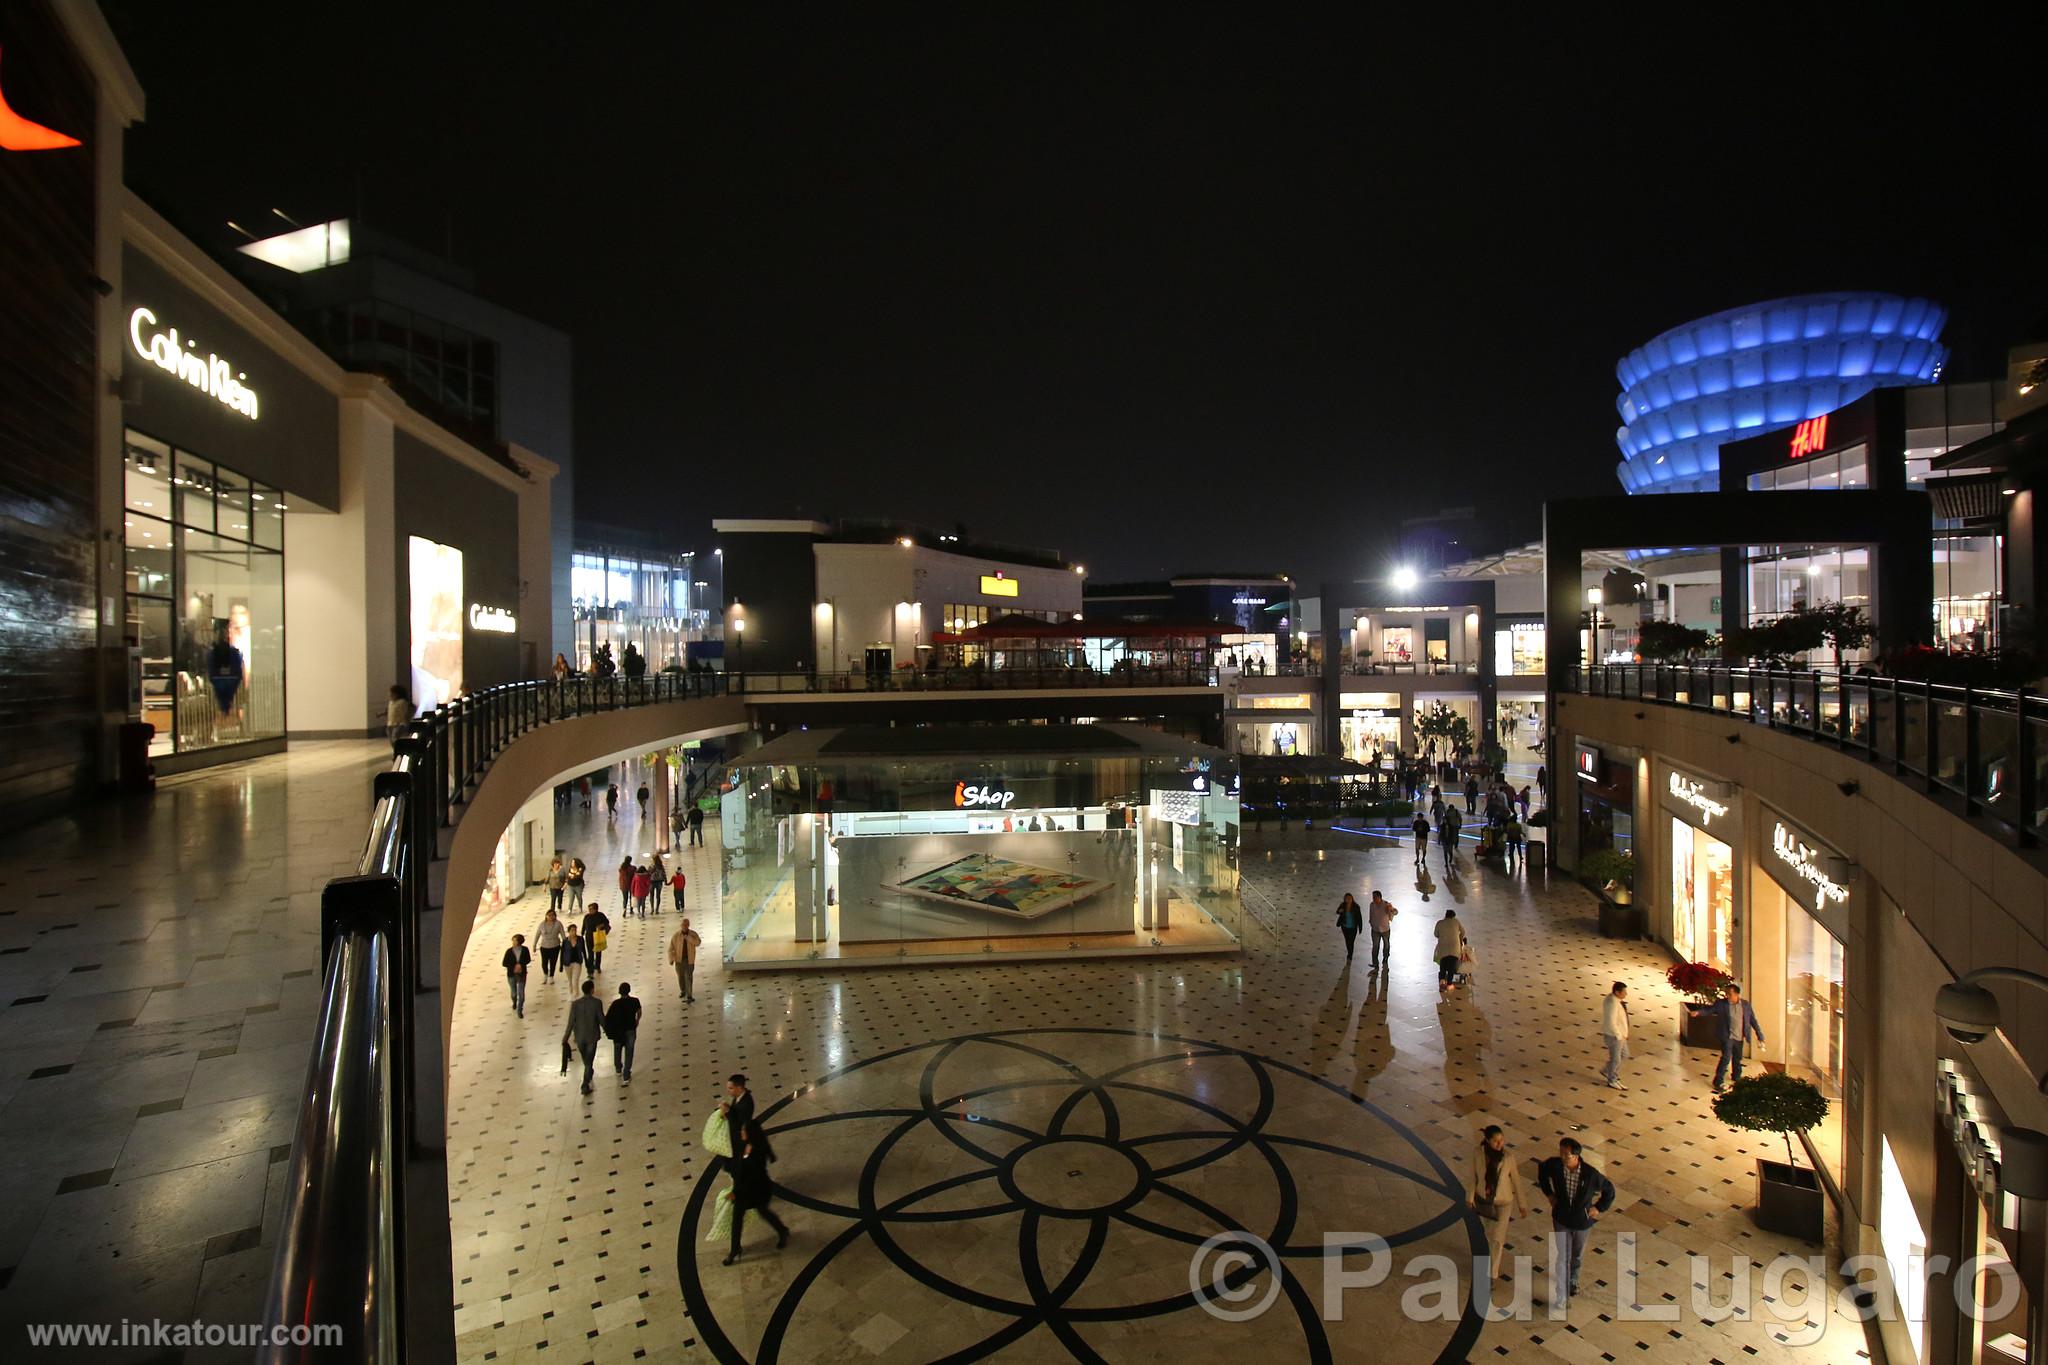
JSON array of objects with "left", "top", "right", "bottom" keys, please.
[
  {"left": 129, "top": 307, "right": 260, "bottom": 420},
  {"left": 953, "top": 782, "right": 1017, "bottom": 809}
]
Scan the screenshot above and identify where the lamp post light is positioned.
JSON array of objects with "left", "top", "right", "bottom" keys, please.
[
  {"left": 731, "top": 609, "right": 744, "bottom": 674},
  {"left": 1587, "top": 586, "right": 1604, "bottom": 662}
]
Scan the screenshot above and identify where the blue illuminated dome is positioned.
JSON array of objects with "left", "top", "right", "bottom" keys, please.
[{"left": 1614, "top": 292, "right": 1947, "bottom": 494}]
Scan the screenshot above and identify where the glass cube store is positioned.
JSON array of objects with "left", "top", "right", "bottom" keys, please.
[{"left": 719, "top": 724, "right": 1243, "bottom": 966}]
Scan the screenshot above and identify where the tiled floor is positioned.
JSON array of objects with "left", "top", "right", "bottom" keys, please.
[
  {"left": 449, "top": 798, "right": 1876, "bottom": 1364},
  {"left": 0, "top": 740, "right": 394, "bottom": 1363}
]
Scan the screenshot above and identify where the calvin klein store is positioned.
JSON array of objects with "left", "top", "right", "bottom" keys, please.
[
  {"left": 720, "top": 724, "right": 1243, "bottom": 967},
  {"left": 117, "top": 195, "right": 555, "bottom": 771}
]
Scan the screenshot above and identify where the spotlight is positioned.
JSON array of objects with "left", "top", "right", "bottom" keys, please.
[
  {"left": 1390, "top": 567, "right": 1419, "bottom": 591},
  {"left": 1838, "top": 780, "right": 1860, "bottom": 797},
  {"left": 1725, "top": 733, "right": 1741, "bottom": 744}
]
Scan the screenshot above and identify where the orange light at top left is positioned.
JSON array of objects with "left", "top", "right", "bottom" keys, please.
[{"left": 0, "top": 44, "right": 82, "bottom": 151}]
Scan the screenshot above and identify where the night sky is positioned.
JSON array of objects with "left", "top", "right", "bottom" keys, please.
[{"left": 105, "top": 3, "right": 2047, "bottom": 585}]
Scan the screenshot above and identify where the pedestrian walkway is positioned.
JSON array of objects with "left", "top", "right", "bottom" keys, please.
[
  {"left": 0, "top": 740, "right": 393, "bottom": 1362},
  {"left": 446, "top": 805, "right": 1872, "bottom": 1363}
]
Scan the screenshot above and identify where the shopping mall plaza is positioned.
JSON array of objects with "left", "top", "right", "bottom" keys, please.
[{"left": 15, "top": 9, "right": 2048, "bottom": 1365}]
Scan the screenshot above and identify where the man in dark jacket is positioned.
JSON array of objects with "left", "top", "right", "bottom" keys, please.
[
  {"left": 1535, "top": 1138, "right": 1615, "bottom": 1307},
  {"left": 604, "top": 982, "right": 642, "bottom": 1082},
  {"left": 563, "top": 981, "right": 605, "bottom": 1095},
  {"left": 1699, "top": 982, "right": 1764, "bottom": 1091}
]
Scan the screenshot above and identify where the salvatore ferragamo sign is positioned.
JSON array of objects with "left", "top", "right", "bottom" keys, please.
[
  {"left": 1766, "top": 814, "right": 1856, "bottom": 920},
  {"left": 1666, "top": 770, "right": 1732, "bottom": 828}
]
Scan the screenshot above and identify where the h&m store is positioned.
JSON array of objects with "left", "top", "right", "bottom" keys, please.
[{"left": 115, "top": 194, "right": 557, "bottom": 769}]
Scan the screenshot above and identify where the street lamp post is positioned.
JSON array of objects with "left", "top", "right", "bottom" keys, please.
[{"left": 1587, "top": 586, "right": 1604, "bottom": 663}]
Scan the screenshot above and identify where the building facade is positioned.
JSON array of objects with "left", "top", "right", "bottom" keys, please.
[{"left": 1615, "top": 292, "right": 1949, "bottom": 495}]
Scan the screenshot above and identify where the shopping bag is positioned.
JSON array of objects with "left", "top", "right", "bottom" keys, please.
[
  {"left": 700, "top": 1108, "right": 733, "bottom": 1158},
  {"left": 704, "top": 1186, "right": 739, "bottom": 1243}
]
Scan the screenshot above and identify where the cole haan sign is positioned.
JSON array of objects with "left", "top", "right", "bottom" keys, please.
[
  {"left": 129, "top": 307, "right": 260, "bottom": 420},
  {"left": 1667, "top": 770, "right": 1732, "bottom": 828},
  {"left": 468, "top": 604, "right": 517, "bottom": 634}
]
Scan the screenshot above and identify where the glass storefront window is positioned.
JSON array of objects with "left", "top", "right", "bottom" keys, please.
[
  {"left": 1785, "top": 901, "right": 1845, "bottom": 1178},
  {"left": 1671, "top": 817, "right": 1733, "bottom": 972},
  {"left": 124, "top": 432, "right": 285, "bottom": 757}
]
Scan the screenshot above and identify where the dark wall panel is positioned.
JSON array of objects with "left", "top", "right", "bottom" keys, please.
[
  {"left": 0, "top": 2, "right": 100, "bottom": 820},
  {"left": 393, "top": 430, "right": 522, "bottom": 694},
  {"left": 723, "top": 534, "right": 817, "bottom": 672},
  {"left": 121, "top": 246, "right": 341, "bottom": 509}
]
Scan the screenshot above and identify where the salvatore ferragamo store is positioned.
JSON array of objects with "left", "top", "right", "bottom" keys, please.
[{"left": 115, "top": 193, "right": 557, "bottom": 771}]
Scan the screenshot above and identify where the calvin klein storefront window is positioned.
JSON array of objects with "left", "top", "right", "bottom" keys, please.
[
  {"left": 720, "top": 724, "right": 1242, "bottom": 966},
  {"left": 123, "top": 433, "right": 285, "bottom": 757},
  {"left": 1664, "top": 764, "right": 1737, "bottom": 975}
]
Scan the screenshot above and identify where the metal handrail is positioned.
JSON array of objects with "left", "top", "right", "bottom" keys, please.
[
  {"left": 1568, "top": 661, "right": 2040, "bottom": 847},
  {"left": 265, "top": 657, "right": 1242, "bottom": 1358}
]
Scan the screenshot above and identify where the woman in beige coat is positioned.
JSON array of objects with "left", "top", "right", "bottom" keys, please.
[{"left": 1470, "top": 1124, "right": 1529, "bottom": 1278}]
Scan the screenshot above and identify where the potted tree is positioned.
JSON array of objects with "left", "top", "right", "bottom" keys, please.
[
  {"left": 1713, "top": 1073, "right": 1831, "bottom": 1242},
  {"left": 1572, "top": 848, "right": 1638, "bottom": 937},
  {"left": 1667, "top": 962, "right": 1733, "bottom": 1048}
]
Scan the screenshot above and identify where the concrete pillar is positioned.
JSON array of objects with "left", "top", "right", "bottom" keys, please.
[{"left": 652, "top": 753, "right": 670, "bottom": 853}]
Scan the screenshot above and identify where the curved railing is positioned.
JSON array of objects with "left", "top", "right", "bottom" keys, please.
[{"left": 1572, "top": 662, "right": 2046, "bottom": 847}]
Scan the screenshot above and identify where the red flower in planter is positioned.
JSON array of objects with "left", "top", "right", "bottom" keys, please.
[{"left": 1666, "top": 960, "right": 1732, "bottom": 1005}]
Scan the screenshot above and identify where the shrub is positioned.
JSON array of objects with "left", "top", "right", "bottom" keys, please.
[
  {"left": 1578, "top": 847, "right": 1634, "bottom": 889},
  {"left": 1712, "top": 1072, "right": 1830, "bottom": 1167},
  {"left": 1666, "top": 960, "right": 1733, "bottom": 1006}
]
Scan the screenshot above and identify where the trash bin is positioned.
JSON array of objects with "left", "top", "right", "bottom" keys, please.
[{"left": 118, "top": 721, "right": 156, "bottom": 793}]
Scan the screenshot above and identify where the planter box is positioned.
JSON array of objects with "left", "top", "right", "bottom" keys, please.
[
  {"left": 1754, "top": 1158, "right": 1825, "bottom": 1242},
  {"left": 1597, "top": 899, "right": 1644, "bottom": 939},
  {"left": 1678, "top": 1006, "right": 1721, "bottom": 1050}
]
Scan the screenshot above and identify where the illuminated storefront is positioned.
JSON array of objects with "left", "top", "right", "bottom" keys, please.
[
  {"left": 1338, "top": 692, "right": 1400, "bottom": 761},
  {"left": 1746, "top": 807, "right": 1851, "bottom": 1181},
  {"left": 570, "top": 545, "right": 709, "bottom": 672},
  {"left": 720, "top": 724, "right": 1242, "bottom": 967},
  {"left": 1664, "top": 763, "right": 1737, "bottom": 975}
]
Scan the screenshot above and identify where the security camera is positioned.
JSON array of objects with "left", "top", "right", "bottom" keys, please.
[{"left": 1935, "top": 982, "right": 2000, "bottom": 1045}]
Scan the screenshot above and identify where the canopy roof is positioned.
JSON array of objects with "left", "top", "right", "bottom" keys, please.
[{"left": 930, "top": 614, "right": 1242, "bottom": 644}]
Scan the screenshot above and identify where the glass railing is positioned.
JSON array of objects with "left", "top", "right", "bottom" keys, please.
[{"left": 1571, "top": 663, "right": 2046, "bottom": 845}]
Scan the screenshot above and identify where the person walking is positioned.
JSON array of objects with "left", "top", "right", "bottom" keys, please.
[
  {"left": 630, "top": 864, "right": 652, "bottom": 918},
  {"left": 502, "top": 933, "right": 531, "bottom": 1017},
  {"left": 688, "top": 803, "right": 705, "bottom": 847},
  {"left": 545, "top": 856, "right": 568, "bottom": 914},
  {"left": 1411, "top": 810, "right": 1431, "bottom": 867},
  {"left": 721, "top": 1118, "right": 791, "bottom": 1265},
  {"left": 1517, "top": 785, "right": 1532, "bottom": 822},
  {"left": 668, "top": 917, "right": 702, "bottom": 1001},
  {"left": 563, "top": 980, "right": 606, "bottom": 1095},
  {"left": 535, "top": 908, "right": 565, "bottom": 981},
  {"left": 1470, "top": 1125, "right": 1530, "bottom": 1281},
  {"left": 605, "top": 783, "right": 620, "bottom": 823},
  {"left": 721, "top": 1073, "right": 756, "bottom": 1160},
  {"left": 1434, "top": 909, "right": 1468, "bottom": 996},
  {"left": 636, "top": 782, "right": 650, "bottom": 819},
  {"left": 1536, "top": 1138, "right": 1615, "bottom": 1308},
  {"left": 670, "top": 864, "right": 688, "bottom": 915},
  {"left": 1464, "top": 774, "right": 1479, "bottom": 814},
  {"left": 578, "top": 776, "right": 592, "bottom": 810},
  {"left": 604, "top": 982, "right": 642, "bottom": 1082},
  {"left": 1440, "top": 805, "right": 1463, "bottom": 873},
  {"left": 1699, "top": 982, "right": 1763, "bottom": 1091},
  {"left": 562, "top": 925, "right": 586, "bottom": 995},
  {"left": 1367, "top": 890, "right": 1398, "bottom": 973},
  {"left": 1335, "top": 894, "right": 1364, "bottom": 962},
  {"left": 582, "top": 903, "right": 611, "bottom": 975},
  {"left": 672, "top": 804, "right": 688, "bottom": 852},
  {"left": 385, "top": 685, "right": 415, "bottom": 752},
  {"left": 1600, "top": 982, "right": 1630, "bottom": 1089},
  {"left": 1504, "top": 813, "right": 1525, "bottom": 872},
  {"left": 566, "top": 857, "right": 586, "bottom": 911},
  {"left": 617, "top": 855, "right": 635, "bottom": 911},
  {"left": 649, "top": 853, "right": 667, "bottom": 914}
]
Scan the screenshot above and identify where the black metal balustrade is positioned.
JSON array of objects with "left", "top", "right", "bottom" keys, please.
[
  {"left": 259, "top": 659, "right": 1228, "bottom": 1359},
  {"left": 1571, "top": 662, "right": 2048, "bottom": 848}
]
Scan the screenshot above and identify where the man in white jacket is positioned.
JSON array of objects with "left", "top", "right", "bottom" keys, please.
[{"left": 1600, "top": 982, "right": 1630, "bottom": 1089}]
